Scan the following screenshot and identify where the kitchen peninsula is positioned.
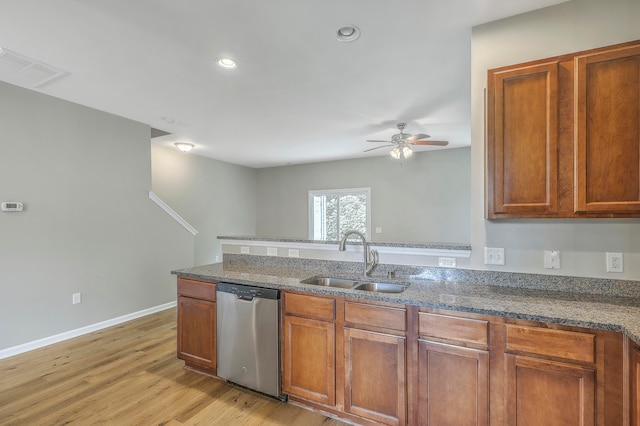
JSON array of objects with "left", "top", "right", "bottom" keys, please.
[{"left": 174, "top": 253, "right": 640, "bottom": 425}]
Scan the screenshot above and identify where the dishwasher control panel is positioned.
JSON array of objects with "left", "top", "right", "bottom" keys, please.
[{"left": 216, "top": 282, "right": 279, "bottom": 300}]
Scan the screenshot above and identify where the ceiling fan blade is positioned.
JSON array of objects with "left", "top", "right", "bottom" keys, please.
[
  {"left": 412, "top": 140, "right": 449, "bottom": 146},
  {"left": 366, "top": 139, "right": 392, "bottom": 143},
  {"left": 409, "top": 133, "right": 431, "bottom": 141},
  {"left": 363, "top": 145, "right": 394, "bottom": 152}
]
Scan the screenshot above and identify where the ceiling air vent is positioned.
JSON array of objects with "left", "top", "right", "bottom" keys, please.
[{"left": 0, "top": 47, "right": 68, "bottom": 88}]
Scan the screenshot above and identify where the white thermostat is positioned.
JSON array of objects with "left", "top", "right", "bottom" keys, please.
[{"left": 1, "top": 201, "right": 23, "bottom": 212}]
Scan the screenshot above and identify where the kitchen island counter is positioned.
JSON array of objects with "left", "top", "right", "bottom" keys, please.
[{"left": 174, "top": 260, "right": 640, "bottom": 346}]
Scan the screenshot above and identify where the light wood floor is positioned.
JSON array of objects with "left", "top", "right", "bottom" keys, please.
[{"left": 0, "top": 308, "right": 346, "bottom": 425}]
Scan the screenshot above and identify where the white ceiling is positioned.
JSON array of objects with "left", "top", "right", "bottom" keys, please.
[{"left": 0, "top": 0, "right": 566, "bottom": 168}]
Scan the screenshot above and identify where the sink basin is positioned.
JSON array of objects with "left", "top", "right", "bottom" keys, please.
[
  {"left": 353, "top": 282, "right": 409, "bottom": 293},
  {"left": 301, "top": 276, "right": 360, "bottom": 288},
  {"left": 301, "top": 276, "right": 410, "bottom": 293}
]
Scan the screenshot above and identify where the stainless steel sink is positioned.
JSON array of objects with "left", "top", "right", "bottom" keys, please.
[
  {"left": 301, "top": 276, "right": 360, "bottom": 288},
  {"left": 301, "top": 276, "right": 409, "bottom": 293},
  {"left": 352, "top": 282, "right": 409, "bottom": 293}
]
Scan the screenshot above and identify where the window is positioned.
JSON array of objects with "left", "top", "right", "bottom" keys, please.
[{"left": 308, "top": 188, "right": 371, "bottom": 241}]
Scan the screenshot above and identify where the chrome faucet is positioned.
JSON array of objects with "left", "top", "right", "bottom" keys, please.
[{"left": 338, "top": 230, "right": 378, "bottom": 276}]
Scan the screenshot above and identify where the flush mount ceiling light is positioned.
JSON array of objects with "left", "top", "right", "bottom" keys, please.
[
  {"left": 175, "top": 142, "right": 194, "bottom": 152},
  {"left": 336, "top": 25, "right": 360, "bottom": 42},
  {"left": 216, "top": 57, "right": 237, "bottom": 69}
]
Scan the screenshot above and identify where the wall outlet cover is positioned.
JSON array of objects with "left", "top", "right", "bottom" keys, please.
[
  {"left": 267, "top": 247, "right": 278, "bottom": 256},
  {"left": 288, "top": 249, "right": 300, "bottom": 258},
  {"left": 606, "top": 252, "right": 624, "bottom": 273},
  {"left": 484, "top": 247, "right": 505, "bottom": 265},
  {"left": 240, "top": 246, "right": 250, "bottom": 254},
  {"left": 438, "top": 257, "right": 457, "bottom": 268}
]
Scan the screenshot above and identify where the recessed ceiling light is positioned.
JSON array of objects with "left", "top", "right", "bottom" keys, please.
[
  {"left": 175, "top": 142, "right": 194, "bottom": 152},
  {"left": 336, "top": 25, "right": 360, "bottom": 42},
  {"left": 216, "top": 57, "right": 237, "bottom": 69}
]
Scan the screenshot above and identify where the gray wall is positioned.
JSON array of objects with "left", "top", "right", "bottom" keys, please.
[
  {"left": 255, "top": 148, "right": 471, "bottom": 244},
  {"left": 151, "top": 145, "right": 257, "bottom": 265},
  {"left": 0, "top": 82, "right": 194, "bottom": 350},
  {"left": 471, "top": 0, "right": 640, "bottom": 278}
]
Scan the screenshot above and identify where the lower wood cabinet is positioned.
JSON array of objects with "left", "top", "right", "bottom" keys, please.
[
  {"left": 631, "top": 342, "right": 640, "bottom": 426},
  {"left": 282, "top": 291, "right": 337, "bottom": 406},
  {"left": 344, "top": 327, "right": 406, "bottom": 425},
  {"left": 418, "top": 340, "right": 489, "bottom": 426},
  {"left": 505, "top": 354, "right": 595, "bottom": 426},
  {"left": 417, "top": 312, "right": 489, "bottom": 426},
  {"left": 504, "top": 324, "right": 598, "bottom": 426},
  {"left": 282, "top": 315, "right": 336, "bottom": 405},
  {"left": 282, "top": 291, "right": 408, "bottom": 425},
  {"left": 177, "top": 294, "right": 216, "bottom": 373},
  {"left": 176, "top": 282, "right": 630, "bottom": 426}
]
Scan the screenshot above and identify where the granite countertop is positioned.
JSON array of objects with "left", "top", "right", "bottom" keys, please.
[{"left": 174, "top": 261, "right": 640, "bottom": 346}]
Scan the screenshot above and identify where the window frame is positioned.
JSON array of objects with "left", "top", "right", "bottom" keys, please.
[{"left": 308, "top": 187, "right": 371, "bottom": 241}]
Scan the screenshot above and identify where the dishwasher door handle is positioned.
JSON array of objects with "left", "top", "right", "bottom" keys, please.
[{"left": 236, "top": 295, "right": 255, "bottom": 301}]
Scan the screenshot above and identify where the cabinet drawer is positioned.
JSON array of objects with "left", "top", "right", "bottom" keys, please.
[
  {"left": 506, "top": 324, "right": 595, "bottom": 363},
  {"left": 419, "top": 312, "right": 488, "bottom": 346},
  {"left": 283, "top": 292, "right": 335, "bottom": 321},
  {"left": 177, "top": 278, "right": 216, "bottom": 301},
  {"left": 344, "top": 302, "right": 406, "bottom": 332}
]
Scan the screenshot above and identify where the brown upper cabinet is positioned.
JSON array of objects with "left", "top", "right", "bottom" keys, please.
[{"left": 487, "top": 40, "right": 640, "bottom": 219}]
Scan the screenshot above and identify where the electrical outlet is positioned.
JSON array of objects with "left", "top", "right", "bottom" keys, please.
[
  {"left": 606, "top": 252, "right": 624, "bottom": 273},
  {"left": 544, "top": 250, "right": 560, "bottom": 269},
  {"left": 267, "top": 247, "right": 278, "bottom": 256},
  {"left": 288, "top": 249, "right": 299, "bottom": 258},
  {"left": 375, "top": 227, "right": 382, "bottom": 234},
  {"left": 438, "top": 257, "right": 457, "bottom": 268},
  {"left": 484, "top": 247, "right": 505, "bottom": 265},
  {"left": 72, "top": 293, "right": 82, "bottom": 305},
  {"left": 240, "top": 246, "right": 250, "bottom": 254}
]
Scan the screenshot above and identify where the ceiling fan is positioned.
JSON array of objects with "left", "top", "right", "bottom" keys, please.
[{"left": 364, "top": 122, "right": 449, "bottom": 159}]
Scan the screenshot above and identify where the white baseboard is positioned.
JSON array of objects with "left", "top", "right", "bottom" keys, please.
[{"left": 0, "top": 301, "right": 177, "bottom": 360}]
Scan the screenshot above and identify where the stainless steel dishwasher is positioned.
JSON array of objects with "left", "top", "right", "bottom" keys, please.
[{"left": 216, "top": 282, "right": 284, "bottom": 399}]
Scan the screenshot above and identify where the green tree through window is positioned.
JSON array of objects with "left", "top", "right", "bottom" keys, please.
[{"left": 309, "top": 188, "right": 370, "bottom": 241}]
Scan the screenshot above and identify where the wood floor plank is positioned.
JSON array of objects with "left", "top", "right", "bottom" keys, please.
[{"left": 0, "top": 308, "right": 347, "bottom": 425}]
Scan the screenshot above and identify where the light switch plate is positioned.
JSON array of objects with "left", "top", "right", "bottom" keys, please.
[{"left": 544, "top": 250, "right": 560, "bottom": 269}]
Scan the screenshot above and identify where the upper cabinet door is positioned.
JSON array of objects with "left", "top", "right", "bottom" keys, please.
[
  {"left": 575, "top": 44, "right": 640, "bottom": 213},
  {"left": 487, "top": 62, "right": 559, "bottom": 218}
]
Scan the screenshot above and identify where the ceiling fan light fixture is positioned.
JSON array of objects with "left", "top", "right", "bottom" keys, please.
[
  {"left": 402, "top": 146, "right": 413, "bottom": 159},
  {"left": 175, "top": 142, "right": 194, "bottom": 152},
  {"left": 389, "top": 147, "right": 401, "bottom": 160},
  {"left": 336, "top": 25, "right": 360, "bottom": 42}
]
